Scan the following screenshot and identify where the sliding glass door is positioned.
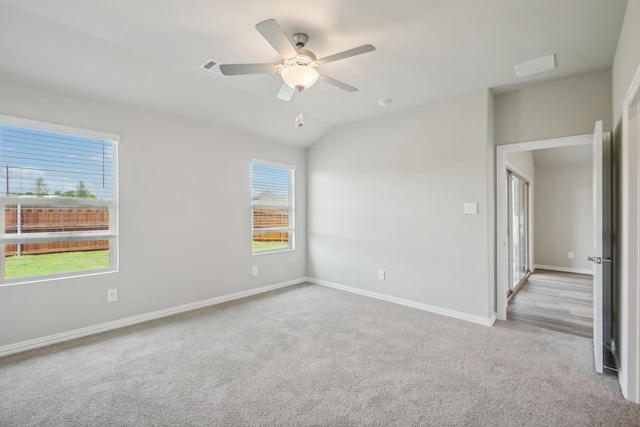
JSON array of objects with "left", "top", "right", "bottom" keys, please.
[{"left": 507, "top": 170, "right": 530, "bottom": 291}]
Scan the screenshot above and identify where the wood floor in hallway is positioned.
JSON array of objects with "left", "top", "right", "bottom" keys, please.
[{"left": 507, "top": 269, "right": 593, "bottom": 338}]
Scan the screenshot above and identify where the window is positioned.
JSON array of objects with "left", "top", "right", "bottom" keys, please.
[
  {"left": 251, "top": 160, "right": 294, "bottom": 254},
  {"left": 0, "top": 115, "right": 118, "bottom": 284}
]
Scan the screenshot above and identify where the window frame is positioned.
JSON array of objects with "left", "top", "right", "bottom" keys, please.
[
  {"left": 0, "top": 114, "right": 119, "bottom": 286},
  {"left": 251, "top": 159, "right": 295, "bottom": 255}
]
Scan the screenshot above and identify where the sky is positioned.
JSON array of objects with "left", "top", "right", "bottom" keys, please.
[
  {"left": 251, "top": 162, "right": 291, "bottom": 199},
  {"left": 0, "top": 124, "right": 287, "bottom": 203},
  {"left": 0, "top": 124, "right": 114, "bottom": 200}
]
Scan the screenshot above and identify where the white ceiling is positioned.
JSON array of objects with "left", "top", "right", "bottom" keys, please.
[{"left": 0, "top": 0, "right": 628, "bottom": 147}]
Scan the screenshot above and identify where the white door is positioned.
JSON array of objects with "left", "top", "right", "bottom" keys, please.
[{"left": 591, "top": 120, "right": 604, "bottom": 374}]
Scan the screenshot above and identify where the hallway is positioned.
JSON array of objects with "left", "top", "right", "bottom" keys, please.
[{"left": 507, "top": 269, "right": 593, "bottom": 338}]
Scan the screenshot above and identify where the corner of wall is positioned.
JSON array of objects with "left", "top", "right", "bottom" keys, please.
[{"left": 487, "top": 89, "right": 497, "bottom": 316}]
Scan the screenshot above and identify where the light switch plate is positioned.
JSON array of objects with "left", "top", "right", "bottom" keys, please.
[{"left": 464, "top": 202, "right": 478, "bottom": 215}]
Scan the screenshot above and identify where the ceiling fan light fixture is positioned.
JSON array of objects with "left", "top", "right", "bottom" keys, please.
[{"left": 281, "top": 65, "right": 319, "bottom": 90}]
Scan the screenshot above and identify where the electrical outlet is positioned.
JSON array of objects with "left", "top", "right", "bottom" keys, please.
[
  {"left": 252, "top": 266, "right": 258, "bottom": 276},
  {"left": 107, "top": 288, "right": 118, "bottom": 303},
  {"left": 568, "top": 252, "right": 574, "bottom": 259},
  {"left": 378, "top": 270, "right": 385, "bottom": 280}
]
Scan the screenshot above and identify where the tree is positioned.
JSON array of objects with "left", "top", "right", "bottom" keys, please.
[
  {"left": 34, "top": 176, "right": 48, "bottom": 196},
  {"left": 74, "top": 180, "right": 95, "bottom": 198}
]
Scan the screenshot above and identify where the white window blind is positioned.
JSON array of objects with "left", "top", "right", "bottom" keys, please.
[
  {"left": 251, "top": 160, "right": 294, "bottom": 253},
  {"left": 0, "top": 115, "right": 118, "bottom": 283}
]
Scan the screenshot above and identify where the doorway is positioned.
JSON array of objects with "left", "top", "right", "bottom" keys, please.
[
  {"left": 497, "top": 134, "right": 594, "bottom": 319},
  {"left": 497, "top": 127, "right": 612, "bottom": 375},
  {"left": 503, "top": 143, "right": 595, "bottom": 339}
]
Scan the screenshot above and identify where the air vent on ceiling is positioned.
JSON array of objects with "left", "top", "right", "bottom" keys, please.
[
  {"left": 513, "top": 54, "right": 556, "bottom": 78},
  {"left": 200, "top": 58, "right": 222, "bottom": 75}
]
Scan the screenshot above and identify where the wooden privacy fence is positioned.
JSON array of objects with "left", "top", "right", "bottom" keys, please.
[
  {"left": 4, "top": 205, "right": 288, "bottom": 256},
  {"left": 252, "top": 208, "right": 289, "bottom": 242},
  {"left": 4, "top": 205, "right": 109, "bottom": 256}
]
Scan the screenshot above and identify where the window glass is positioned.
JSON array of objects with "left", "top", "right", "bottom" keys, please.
[
  {"left": 251, "top": 161, "right": 294, "bottom": 254},
  {"left": 0, "top": 116, "right": 118, "bottom": 284}
]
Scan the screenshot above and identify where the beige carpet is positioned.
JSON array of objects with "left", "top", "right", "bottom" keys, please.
[{"left": 1, "top": 283, "right": 639, "bottom": 426}]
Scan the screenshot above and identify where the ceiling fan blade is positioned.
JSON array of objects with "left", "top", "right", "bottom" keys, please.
[
  {"left": 219, "top": 63, "right": 279, "bottom": 76},
  {"left": 255, "top": 19, "right": 297, "bottom": 59},
  {"left": 317, "top": 44, "right": 376, "bottom": 65},
  {"left": 276, "top": 83, "right": 296, "bottom": 101},
  {"left": 320, "top": 75, "right": 358, "bottom": 92}
]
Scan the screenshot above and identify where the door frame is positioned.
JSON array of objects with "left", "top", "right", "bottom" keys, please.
[{"left": 496, "top": 134, "right": 593, "bottom": 320}]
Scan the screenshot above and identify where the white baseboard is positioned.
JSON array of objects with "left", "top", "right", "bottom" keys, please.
[
  {"left": 1, "top": 277, "right": 495, "bottom": 357},
  {"left": 306, "top": 277, "right": 495, "bottom": 327},
  {"left": 533, "top": 264, "right": 593, "bottom": 275},
  {"left": 0, "top": 278, "right": 306, "bottom": 358}
]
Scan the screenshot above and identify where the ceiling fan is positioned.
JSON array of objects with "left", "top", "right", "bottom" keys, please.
[{"left": 219, "top": 19, "right": 375, "bottom": 102}]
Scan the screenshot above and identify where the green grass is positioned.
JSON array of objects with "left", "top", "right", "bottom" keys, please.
[
  {"left": 6, "top": 243, "right": 289, "bottom": 279},
  {"left": 5, "top": 250, "right": 109, "bottom": 279},
  {"left": 252, "top": 241, "right": 289, "bottom": 252}
]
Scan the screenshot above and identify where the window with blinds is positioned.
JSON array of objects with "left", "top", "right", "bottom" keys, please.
[
  {"left": 251, "top": 160, "right": 294, "bottom": 254},
  {"left": 0, "top": 115, "right": 118, "bottom": 284}
]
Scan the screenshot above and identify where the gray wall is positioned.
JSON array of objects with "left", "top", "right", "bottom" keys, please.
[
  {"left": 307, "top": 90, "right": 493, "bottom": 320},
  {"left": 613, "top": 0, "right": 640, "bottom": 128},
  {"left": 0, "top": 77, "right": 307, "bottom": 347},
  {"left": 611, "top": 0, "right": 640, "bottom": 402},
  {"left": 533, "top": 162, "right": 593, "bottom": 272},
  {"left": 494, "top": 69, "right": 612, "bottom": 146}
]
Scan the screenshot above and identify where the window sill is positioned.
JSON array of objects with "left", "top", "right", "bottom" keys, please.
[
  {"left": 252, "top": 248, "right": 295, "bottom": 256},
  {"left": 0, "top": 268, "right": 118, "bottom": 287}
]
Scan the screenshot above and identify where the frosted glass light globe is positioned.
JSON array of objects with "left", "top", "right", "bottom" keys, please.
[{"left": 281, "top": 66, "right": 319, "bottom": 90}]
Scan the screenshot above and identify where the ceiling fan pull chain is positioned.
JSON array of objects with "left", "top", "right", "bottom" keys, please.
[{"left": 295, "top": 88, "right": 304, "bottom": 128}]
